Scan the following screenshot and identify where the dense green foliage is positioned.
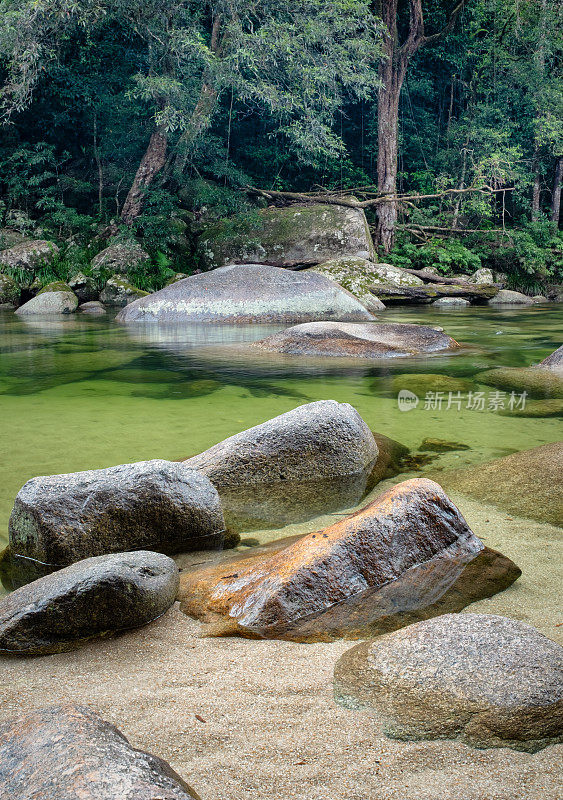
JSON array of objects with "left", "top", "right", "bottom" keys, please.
[{"left": 0, "top": 0, "right": 561, "bottom": 287}]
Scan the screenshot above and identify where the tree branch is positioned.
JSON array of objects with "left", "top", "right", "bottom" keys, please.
[{"left": 424, "top": 1, "right": 467, "bottom": 45}]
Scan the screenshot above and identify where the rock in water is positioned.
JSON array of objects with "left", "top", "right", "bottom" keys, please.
[
  {"left": 116, "top": 264, "right": 373, "bottom": 324},
  {"left": 477, "top": 365, "right": 563, "bottom": 398},
  {"left": 0, "top": 551, "right": 179, "bottom": 655},
  {"left": 196, "top": 204, "right": 376, "bottom": 269},
  {"left": 308, "top": 257, "right": 388, "bottom": 311},
  {"left": 439, "top": 442, "right": 563, "bottom": 526},
  {"left": 253, "top": 321, "right": 460, "bottom": 359},
  {"left": 99, "top": 275, "right": 148, "bottom": 306},
  {"left": 15, "top": 290, "right": 78, "bottom": 315},
  {"left": 488, "top": 289, "right": 534, "bottom": 305},
  {"left": 183, "top": 400, "right": 378, "bottom": 529},
  {"left": 0, "top": 704, "right": 200, "bottom": 798},
  {"left": 334, "top": 613, "right": 563, "bottom": 752},
  {"left": 9, "top": 460, "right": 225, "bottom": 568},
  {"left": 179, "top": 478, "right": 487, "bottom": 640}
]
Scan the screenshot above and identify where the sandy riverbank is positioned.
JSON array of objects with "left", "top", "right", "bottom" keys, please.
[{"left": 1, "top": 495, "right": 561, "bottom": 800}]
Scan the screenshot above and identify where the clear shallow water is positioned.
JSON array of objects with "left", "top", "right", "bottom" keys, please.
[{"left": 0, "top": 305, "right": 562, "bottom": 550}]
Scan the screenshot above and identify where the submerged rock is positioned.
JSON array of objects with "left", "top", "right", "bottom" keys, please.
[
  {"left": 0, "top": 704, "right": 201, "bottom": 799},
  {"left": 196, "top": 203, "right": 376, "bottom": 269},
  {"left": 389, "top": 373, "right": 473, "bottom": 397},
  {"left": 252, "top": 322, "right": 460, "bottom": 359},
  {"left": 116, "top": 264, "right": 374, "bottom": 324},
  {"left": 183, "top": 400, "right": 378, "bottom": 529},
  {"left": 0, "top": 239, "right": 59, "bottom": 273},
  {"left": 9, "top": 460, "right": 225, "bottom": 568},
  {"left": 15, "top": 290, "right": 78, "bottom": 315},
  {"left": 179, "top": 478, "right": 489, "bottom": 640},
  {"left": 488, "top": 289, "right": 534, "bottom": 305},
  {"left": 439, "top": 442, "right": 563, "bottom": 525},
  {"left": 539, "top": 344, "right": 563, "bottom": 372},
  {"left": 0, "top": 551, "right": 179, "bottom": 655},
  {"left": 99, "top": 275, "right": 149, "bottom": 307},
  {"left": 334, "top": 613, "right": 563, "bottom": 752},
  {"left": 418, "top": 438, "right": 470, "bottom": 453},
  {"left": 477, "top": 366, "right": 563, "bottom": 398},
  {"left": 499, "top": 398, "right": 563, "bottom": 417},
  {"left": 79, "top": 300, "right": 106, "bottom": 315}
]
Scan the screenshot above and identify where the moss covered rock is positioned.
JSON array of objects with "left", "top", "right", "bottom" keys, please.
[
  {"left": 37, "top": 281, "right": 73, "bottom": 295},
  {"left": 68, "top": 272, "right": 98, "bottom": 302},
  {"left": 369, "top": 263, "right": 424, "bottom": 287},
  {"left": 15, "top": 290, "right": 78, "bottom": 315},
  {"left": 196, "top": 204, "right": 376, "bottom": 269},
  {"left": 0, "top": 272, "right": 19, "bottom": 306},
  {"left": 390, "top": 373, "right": 473, "bottom": 396},
  {"left": 91, "top": 240, "right": 150, "bottom": 277},
  {"left": 100, "top": 275, "right": 149, "bottom": 307},
  {"left": 0, "top": 239, "right": 59, "bottom": 273},
  {"left": 310, "top": 257, "right": 385, "bottom": 311}
]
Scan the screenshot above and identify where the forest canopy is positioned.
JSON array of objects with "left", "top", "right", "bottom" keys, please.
[{"left": 0, "top": 0, "right": 561, "bottom": 290}]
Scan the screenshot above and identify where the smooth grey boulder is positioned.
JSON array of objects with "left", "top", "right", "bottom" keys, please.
[
  {"left": 538, "top": 344, "right": 563, "bottom": 372},
  {"left": 0, "top": 705, "right": 200, "bottom": 799},
  {"left": 197, "top": 203, "right": 376, "bottom": 269},
  {"left": 334, "top": 613, "right": 563, "bottom": 752},
  {"left": 9, "top": 460, "right": 225, "bottom": 567},
  {"left": 488, "top": 289, "right": 534, "bottom": 305},
  {"left": 91, "top": 240, "right": 150, "bottom": 276},
  {"left": 99, "top": 275, "right": 148, "bottom": 307},
  {"left": 432, "top": 297, "right": 470, "bottom": 307},
  {"left": 0, "top": 551, "right": 179, "bottom": 655},
  {"left": 184, "top": 400, "right": 379, "bottom": 529},
  {"left": 79, "top": 300, "right": 106, "bottom": 315},
  {"left": 0, "top": 239, "right": 59, "bottom": 273},
  {"left": 253, "top": 321, "right": 460, "bottom": 359},
  {"left": 116, "top": 264, "right": 374, "bottom": 324},
  {"left": 15, "top": 290, "right": 78, "bottom": 315}
]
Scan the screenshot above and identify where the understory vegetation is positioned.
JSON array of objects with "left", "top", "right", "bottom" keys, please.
[{"left": 0, "top": 0, "right": 561, "bottom": 291}]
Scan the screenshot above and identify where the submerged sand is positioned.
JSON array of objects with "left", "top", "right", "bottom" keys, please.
[{"left": 1, "top": 495, "right": 562, "bottom": 800}]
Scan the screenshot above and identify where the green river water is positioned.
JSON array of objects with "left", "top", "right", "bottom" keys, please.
[{"left": 0, "top": 304, "right": 561, "bottom": 553}]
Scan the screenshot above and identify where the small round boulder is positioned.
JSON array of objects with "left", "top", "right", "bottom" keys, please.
[{"left": 334, "top": 613, "right": 563, "bottom": 752}]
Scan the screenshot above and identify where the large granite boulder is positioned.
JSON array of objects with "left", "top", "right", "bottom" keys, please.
[
  {"left": 183, "top": 401, "right": 378, "bottom": 529},
  {"left": 0, "top": 273, "right": 18, "bottom": 307},
  {"left": 91, "top": 240, "right": 150, "bottom": 276},
  {"left": 0, "top": 239, "right": 59, "bottom": 273},
  {"left": 477, "top": 366, "right": 563, "bottom": 398},
  {"left": 253, "top": 321, "right": 460, "bottom": 359},
  {"left": 439, "top": 442, "right": 563, "bottom": 526},
  {"left": 334, "top": 613, "right": 563, "bottom": 752},
  {"left": 196, "top": 204, "right": 376, "bottom": 270},
  {"left": 15, "top": 290, "right": 78, "bottom": 315},
  {"left": 99, "top": 275, "right": 148, "bottom": 307},
  {"left": 0, "top": 551, "right": 179, "bottom": 655},
  {"left": 539, "top": 345, "right": 563, "bottom": 372},
  {"left": 179, "top": 478, "right": 487, "bottom": 640},
  {"left": 308, "top": 258, "right": 386, "bottom": 312},
  {"left": 116, "top": 264, "right": 373, "bottom": 324},
  {"left": 0, "top": 705, "right": 200, "bottom": 799},
  {"left": 9, "top": 460, "right": 225, "bottom": 568},
  {"left": 488, "top": 289, "right": 534, "bottom": 305}
]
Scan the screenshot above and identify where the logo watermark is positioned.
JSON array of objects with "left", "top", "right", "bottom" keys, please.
[{"left": 397, "top": 389, "right": 527, "bottom": 412}]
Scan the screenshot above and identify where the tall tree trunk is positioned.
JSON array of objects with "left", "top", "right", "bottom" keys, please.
[
  {"left": 374, "top": 0, "right": 465, "bottom": 253},
  {"left": 173, "top": 83, "right": 218, "bottom": 175},
  {"left": 120, "top": 126, "right": 168, "bottom": 226},
  {"left": 376, "top": 46, "right": 401, "bottom": 252},
  {"left": 552, "top": 156, "right": 563, "bottom": 224},
  {"left": 532, "top": 166, "right": 541, "bottom": 220}
]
